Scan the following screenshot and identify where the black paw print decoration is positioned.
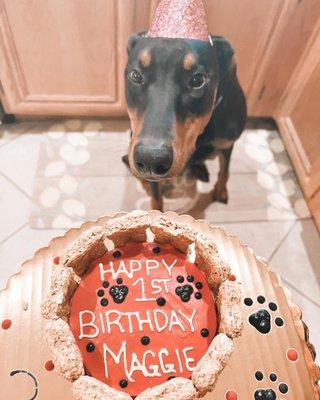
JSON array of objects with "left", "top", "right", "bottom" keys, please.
[
  {"left": 175, "top": 275, "right": 203, "bottom": 303},
  {"left": 244, "top": 295, "right": 284, "bottom": 334},
  {"left": 109, "top": 278, "right": 129, "bottom": 304},
  {"left": 254, "top": 370, "right": 289, "bottom": 399}
]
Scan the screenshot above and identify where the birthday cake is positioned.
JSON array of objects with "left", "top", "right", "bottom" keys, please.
[{"left": 42, "top": 211, "right": 243, "bottom": 400}]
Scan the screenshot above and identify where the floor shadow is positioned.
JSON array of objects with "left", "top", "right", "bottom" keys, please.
[{"left": 300, "top": 220, "right": 320, "bottom": 298}]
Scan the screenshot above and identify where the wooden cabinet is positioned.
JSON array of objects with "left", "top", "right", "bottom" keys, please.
[
  {"left": 203, "top": 0, "right": 286, "bottom": 115},
  {"left": 275, "top": 20, "right": 320, "bottom": 230},
  {"left": 0, "top": 1, "right": 319, "bottom": 152},
  {"left": 0, "top": 0, "right": 137, "bottom": 116},
  {"left": 0, "top": 0, "right": 319, "bottom": 118},
  {"left": 250, "top": 0, "right": 320, "bottom": 117}
]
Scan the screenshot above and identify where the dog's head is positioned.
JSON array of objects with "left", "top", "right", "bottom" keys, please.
[{"left": 125, "top": 35, "right": 223, "bottom": 181}]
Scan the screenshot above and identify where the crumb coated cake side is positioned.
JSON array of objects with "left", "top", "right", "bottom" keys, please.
[
  {"left": 45, "top": 318, "right": 84, "bottom": 381},
  {"left": 149, "top": 216, "right": 196, "bottom": 254},
  {"left": 192, "top": 333, "right": 234, "bottom": 395},
  {"left": 42, "top": 266, "right": 79, "bottom": 320},
  {"left": 73, "top": 376, "right": 132, "bottom": 400},
  {"left": 135, "top": 377, "right": 197, "bottom": 400},
  {"left": 195, "top": 233, "right": 231, "bottom": 289},
  {"left": 217, "top": 280, "right": 243, "bottom": 338},
  {"left": 61, "top": 226, "right": 106, "bottom": 275},
  {"left": 105, "top": 211, "right": 150, "bottom": 247}
]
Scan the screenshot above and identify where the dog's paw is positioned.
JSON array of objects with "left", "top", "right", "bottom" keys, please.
[{"left": 212, "top": 185, "right": 228, "bottom": 204}]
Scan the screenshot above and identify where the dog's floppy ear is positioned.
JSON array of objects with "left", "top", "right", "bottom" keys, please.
[
  {"left": 127, "top": 32, "right": 147, "bottom": 55},
  {"left": 211, "top": 35, "right": 236, "bottom": 80}
]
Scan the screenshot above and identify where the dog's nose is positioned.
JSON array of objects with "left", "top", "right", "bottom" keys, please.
[{"left": 133, "top": 144, "right": 173, "bottom": 176}]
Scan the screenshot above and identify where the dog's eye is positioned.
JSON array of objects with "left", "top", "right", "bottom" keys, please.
[
  {"left": 130, "top": 70, "right": 144, "bottom": 85},
  {"left": 189, "top": 73, "right": 206, "bottom": 89}
]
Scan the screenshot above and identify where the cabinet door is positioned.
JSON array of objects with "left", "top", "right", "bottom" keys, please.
[
  {"left": 0, "top": 0, "right": 135, "bottom": 117},
  {"left": 250, "top": 0, "right": 320, "bottom": 117},
  {"left": 203, "top": 0, "right": 285, "bottom": 114},
  {"left": 276, "top": 22, "right": 320, "bottom": 199}
]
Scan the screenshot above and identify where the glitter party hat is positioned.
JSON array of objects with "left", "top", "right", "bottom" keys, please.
[{"left": 148, "top": 0, "right": 210, "bottom": 42}]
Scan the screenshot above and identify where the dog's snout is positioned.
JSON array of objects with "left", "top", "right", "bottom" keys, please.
[{"left": 133, "top": 144, "right": 173, "bottom": 177}]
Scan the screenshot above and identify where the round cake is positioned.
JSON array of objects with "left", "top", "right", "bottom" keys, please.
[
  {"left": 70, "top": 241, "right": 218, "bottom": 396},
  {"left": 42, "top": 211, "right": 243, "bottom": 400}
]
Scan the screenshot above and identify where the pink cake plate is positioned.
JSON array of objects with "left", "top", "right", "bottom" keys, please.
[{"left": 0, "top": 211, "right": 319, "bottom": 400}]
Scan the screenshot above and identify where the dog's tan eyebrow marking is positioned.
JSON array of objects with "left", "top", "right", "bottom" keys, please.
[
  {"left": 139, "top": 49, "right": 152, "bottom": 68},
  {"left": 183, "top": 53, "right": 196, "bottom": 70}
]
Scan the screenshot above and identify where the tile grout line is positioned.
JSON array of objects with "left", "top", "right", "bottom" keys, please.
[
  {"left": 0, "top": 222, "right": 28, "bottom": 246},
  {"left": 0, "top": 134, "right": 20, "bottom": 149},
  {"left": 0, "top": 171, "right": 33, "bottom": 201},
  {"left": 267, "top": 220, "right": 297, "bottom": 263},
  {"left": 213, "top": 217, "right": 311, "bottom": 226},
  {"left": 0, "top": 122, "right": 40, "bottom": 149},
  {"left": 280, "top": 277, "right": 320, "bottom": 309}
]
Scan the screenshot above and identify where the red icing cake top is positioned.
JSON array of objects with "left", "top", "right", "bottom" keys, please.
[{"left": 69, "top": 242, "right": 218, "bottom": 396}]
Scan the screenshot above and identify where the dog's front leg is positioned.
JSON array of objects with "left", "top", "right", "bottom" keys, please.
[
  {"left": 149, "top": 181, "right": 163, "bottom": 211},
  {"left": 212, "top": 145, "right": 233, "bottom": 204},
  {"left": 138, "top": 179, "right": 163, "bottom": 211}
]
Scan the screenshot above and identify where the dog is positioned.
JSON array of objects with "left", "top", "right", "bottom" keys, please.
[{"left": 123, "top": 33, "right": 246, "bottom": 211}]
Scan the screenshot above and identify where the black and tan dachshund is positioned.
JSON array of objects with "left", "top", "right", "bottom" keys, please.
[{"left": 123, "top": 33, "right": 246, "bottom": 210}]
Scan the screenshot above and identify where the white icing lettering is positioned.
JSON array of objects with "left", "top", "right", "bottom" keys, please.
[
  {"left": 162, "top": 259, "right": 177, "bottom": 276},
  {"left": 151, "top": 278, "right": 171, "bottom": 294},
  {"left": 79, "top": 309, "right": 197, "bottom": 336},
  {"left": 137, "top": 310, "right": 154, "bottom": 332},
  {"left": 126, "top": 312, "right": 134, "bottom": 334},
  {"left": 168, "top": 310, "right": 185, "bottom": 332},
  {"left": 103, "top": 341, "right": 130, "bottom": 380},
  {"left": 79, "top": 310, "right": 99, "bottom": 339},
  {"left": 145, "top": 259, "right": 160, "bottom": 276},
  {"left": 129, "top": 260, "right": 142, "bottom": 277},
  {"left": 175, "top": 348, "right": 183, "bottom": 373},
  {"left": 105, "top": 310, "right": 125, "bottom": 334},
  {"left": 99, "top": 311, "right": 106, "bottom": 334},
  {"left": 158, "top": 348, "right": 176, "bottom": 373},
  {"left": 142, "top": 350, "right": 161, "bottom": 377},
  {"left": 153, "top": 309, "right": 169, "bottom": 332},
  {"left": 102, "top": 341, "right": 197, "bottom": 382},
  {"left": 99, "top": 261, "right": 116, "bottom": 281},
  {"left": 178, "top": 309, "right": 196, "bottom": 331},
  {"left": 183, "top": 347, "right": 196, "bottom": 371},
  {"left": 128, "top": 353, "right": 150, "bottom": 380},
  {"left": 116, "top": 260, "right": 132, "bottom": 278},
  {"left": 132, "top": 277, "right": 156, "bottom": 302}
]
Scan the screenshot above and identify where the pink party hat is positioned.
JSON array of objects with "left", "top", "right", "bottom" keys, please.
[{"left": 148, "top": 0, "right": 210, "bottom": 42}]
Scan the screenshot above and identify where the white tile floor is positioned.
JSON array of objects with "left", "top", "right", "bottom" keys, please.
[{"left": 0, "top": 118, "right": 319, "bottom": 357}]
